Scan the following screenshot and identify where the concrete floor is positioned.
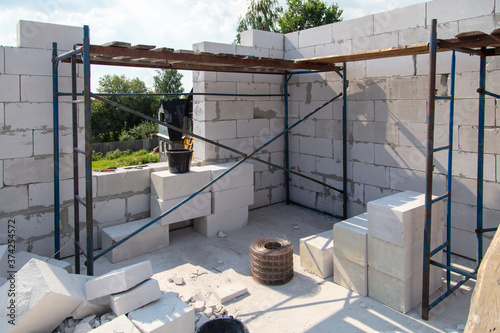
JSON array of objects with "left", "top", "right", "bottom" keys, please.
[{"left": 78, "top": 203, "right": 474, "bottom": 333}]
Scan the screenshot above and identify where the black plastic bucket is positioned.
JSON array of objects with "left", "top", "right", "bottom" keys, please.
[
  {"left": 166, "top": 148, "right": 193, "bottom": 173},
  {"left": 197, "top": 317, "right": 249, "bottom": 333}
]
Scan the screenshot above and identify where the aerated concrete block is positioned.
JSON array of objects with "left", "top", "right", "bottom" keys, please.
[
  {"left": 211, "top": 185, "right": 254, "bottom": 213},
  {"left": 300, "top": 230, "right": 334, "bottom": 278},
  {"left": 70, "top": 274, "right": 110, "bottom": 320},
  {"left": 91, "top": 314, "right": 140, "bottom": 333},
  {"left": 109, "top": 278, "right": 161, "bottom": 316},
  {"left": 368, "top": 234, "right": 443, "bottom": 281},
  {"left": 151, "top": 168, "right": 211, "bottom": 201},
  {"left": 17, "top": 20, "right": 83, "bottom": 50},
  {"left": 368, "top": 265, "right": 442, "bottom": 313},
  {"left": 0, "top": 259, "right": 82, "bottom": 333},
  {"left": 214, "top": 281, "right": 248, "bottom": 304},
  {"left": 194, "top": 206, "right": 249, "bottom": 238},
  {"left": 333, "top": 254, "right": 368, "bottom": 296},
  {"left": 14, "top": 251, "right": 72, "bottom": 274},
  {"left": 333, "top": 213, "right": 368, "bottom": 266},
  {"left": 129, "top": 292, "right": 195, "bottom": 333},
  {"left": 85, "top": 261, "right": 153, "bottom": 301},
  {"left": 101, "top": 219, "right": 169, "bottom": 263},
  {"left": 203, "top": 162, "right": 254, "bottom": 192},
  {"left": 150, "top": 192, "right": 211, "bottom": 225},
  {"left": 367, "top": 191, "right": 444, "bottom": 247}
]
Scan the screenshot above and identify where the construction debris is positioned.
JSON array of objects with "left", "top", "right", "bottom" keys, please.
[
  {"left": 109, "top": 279, "right": 162, "bottom": 316},
  {"left": 213, "top": 281, "right": 248, "bottom": 304}
]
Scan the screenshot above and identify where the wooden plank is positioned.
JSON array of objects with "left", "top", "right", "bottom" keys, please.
[
  {"left": 491, "top": 28, "right": 500, "bottom": 35},
  {"left": 131, "top": 44, "right": 156, "bottom": 50},
  {"left": 101, "top": 41, "right": 132, "bottom": 48},
  {"left": 456, "top": 31, "right": 488, "bottom": 38},
  {"left": 464, "top": 228, "right": 500, "bottom": 332},
  {"left": 296, "top": 43, "right": 430, "bottom": 64}
]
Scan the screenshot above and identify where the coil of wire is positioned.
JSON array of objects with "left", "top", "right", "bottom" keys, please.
[{"left": 249, "top": 238, "right": 294, "bottom": 285}]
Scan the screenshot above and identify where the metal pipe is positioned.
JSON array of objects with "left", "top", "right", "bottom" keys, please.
[
  {"left": 431, "top": 193, "right": 448, "bottom": 204},
  {"left": 54, "top": 47, "right": 83, "bottom": 62},
  {"left": 422, "top": 18, "right": 438, "bottom": 321},
  {"left": 433, "top": 144, "right": 451, "bottom": 152},
  {"left": 430, "top": 260, "right": 477, "bottom": 280},
  {"left": 342, "top": 63, "right": 348, "bottom": 219},
  {"left": 83, "top": 25, "right": 94, "bottom": 276},
  {"left": 477, "top": 88, "right": 500, "bottom": 99},
  {"left": 430, "top": 241, "right": 449, "bottom": 257},
  {"left": 481, "top": 227, "right": 498, "bottom": 233},
  {"left": 91, "top": 94, "right": 344, "bottom": 194},
  {"left": 446, "top": 50, "right": 456, "bottom": 290},
  {"left": 94, "top": 92, "right": 342, "bottom": 260},
  {"left": 93, "top": 92, "right": 287, "bottom": 97},
  {"left": 71, "top": 54, "right": 81, "bottom": 274},
  {"left": 52, "top": 42, "right": 61, "bottom": 260},
  {"left": 284, "top": 74, "right": 292, "bottom": 204},
  {"left": 477, "top": 51, "right": 486, "bottom": 265},
  {"left": 429, "top": 275, "right": 473, "bottom": 311}
]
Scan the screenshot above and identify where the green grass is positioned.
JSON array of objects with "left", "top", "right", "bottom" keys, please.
[{"left": 92, "top": 149, "right": 159, "bottom": 170}]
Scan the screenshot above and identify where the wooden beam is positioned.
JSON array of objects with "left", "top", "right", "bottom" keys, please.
[{"left": 296, "top": 43, "right": 432, "bottom": 64}]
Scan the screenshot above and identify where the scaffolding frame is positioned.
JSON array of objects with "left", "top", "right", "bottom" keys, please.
[
  {"left": 50, "top": 20, "right": 499, "bottom": 319},
  {"left": 52, "top": 26, "right": 347, "bottom": 276}
]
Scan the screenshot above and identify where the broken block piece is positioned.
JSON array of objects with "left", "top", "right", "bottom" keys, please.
[
  {"left": 211, "top": 185, "right": 254, "bottom": 213},
  {"left": 333, "top": 213, "right": 368, "bottom": 266},
  {"left": 0, "top": 258, "right": 82, "bottom": 333},
  {"left": 213, "top": 281, "right": 248, "bottom": 304},
  {"left": 150, "top": 192, "right": 211, "bottom": 225},
  {"left": 109, "top": 279, "right": 161, "bottom": 316},
  {"left": 333, "top": 254, "right": 368, "bottom": 296},
  {"left": 91, "top": 314, "right": 140, "bottom": 333},
  {"left": 151, "top": 168, "right": 211, "bottom": 201},
  {"left": 300, "top": 230, "right": 334, "bottom": 278},
  {"left": 85, "top": 261, "right": 153, "bottom": 301},
  {"left": 71, "top": 274, "right": 110, "bottom": 320},
  {"left": 194, "top": 206, "right": 249, "bottom": 238},
  {"left": 101, "top": 219, "right": 170, "bottom": 263},
  {"left": 367, "top": 191, "right": 444, "bottom": 247},
  {"left": 15, "top": 251, "right": 72, "bottom": 273},
  {"left": 129, "top": 292, "right": 195, "bottom": 333}
]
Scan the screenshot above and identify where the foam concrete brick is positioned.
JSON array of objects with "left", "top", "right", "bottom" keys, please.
[
  {"left": 101, "top": 219, "right": 170, "bottom": 263},
  {"left": 96, "top": 167, "right": 151, "bottom": 197},
  {"left": 333, "top": 254, "right": 368, "bottom": 296},
  {"left": 368, "top": 265, "right": 442, "bottom": 313},
  {"left": 150, "top": 192, "right": 211, "bottom": 225},
  {"left": 333, "top": 213, "right": 368, "bottom": 266},
  {"left": 14, "top": 251, "right": 72, "bottom": 273},
  {"left": 213, "top": 281, "right": 248, "bottom": 304},
  {"left": 17, "top": 20, "right": 83, "bottom": 50},
  {"left": 0, "top": 131, "right": 33, "bottom": 159},
  {"left": 4, "top": 156, "right": 54, "bottom": 186},
  {"left": 85, "top": 261, "right": 153, "bottom": 300},
  {"left": 70, "top": 274, "right": 110, "bottom": 320},
  {"left": 300, "top": 230, "right": 334, "bottom": 278},
  {"left": 194, "top": 206, "right": 249, "bottom": 238},
  {"left": 373, "top": 3, "right": 425, "bottom": 35},
  {"left": 367, "top": 191, "right": 444, "bottom": 247},
  {"left": 151, "top": 168, "right": 211, "bottom": 201},
  {"left": 0, "top": 186, "right": 29, "bottom": 215},
  {"left": 211, "top": 185, "right": 254, "bottom": 213},
  {"left": 0, "top": 74, "right": 20, "bottom": 102},
  {"left": 240, "top": 29, "right": 284, "bottom": 50},
  {"left": 203, "top": 162, "right": 254, "bottom": 192},
  {"left": 109, "top": 278, "right": 161, "bottom": 316},
  {"left": 129, "top": 292, "right": 195, "bottom": 333},
  {"left": 91, "top": 314, "right": 140, "bottom": 333},
  {"left": 0, "top": 259, "right": 82, "bottom": 333}
]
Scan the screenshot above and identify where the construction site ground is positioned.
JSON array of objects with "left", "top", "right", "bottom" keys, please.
[{"left": 67, "top": 203, "right": 474, "bottom": 333}]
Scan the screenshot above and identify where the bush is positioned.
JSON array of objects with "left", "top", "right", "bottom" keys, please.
[
  {"left": 119, "top": 121, "right": 158, "bottom": 142},
  {"left": 92, "top": 149, "right": 159, "bottom": 170}
]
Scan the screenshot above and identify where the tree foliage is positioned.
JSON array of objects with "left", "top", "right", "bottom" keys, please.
[
  {"left": 235, "top": 0, "right": 342, "bottom": 42},
  {"left": 235, "top": 0, "right": 282, "bottom": 43},
  {"left": 153, "top": 69, "right": 184, "bottom": 94},
  {"left": 91, "top": 74, "right": 157, "bottom": 142},
  {"left": 279, "top": 0, "right": 342, "bottom": 33}
]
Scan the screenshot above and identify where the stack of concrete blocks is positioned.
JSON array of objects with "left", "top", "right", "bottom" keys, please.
[
  {"left": 150, "top": 167, "right": 212, "bottom": 229},
  {"left": 367, "top": 191, "right": 444, "bottom": 313},
  {"left": 192, "top": 29, "right": 286, "bottom": 210},
  {"left": 194, "top": 162, "right": 254, "bottom": 237},
  {"left": 333, "top": 213, "right": 369, "bottom": 296},
  {"left": 85, "top": 261, "right": 161, "bottom": 317},
  {"left": 299, "top": 230, "right": 334, "bottom": 278}
]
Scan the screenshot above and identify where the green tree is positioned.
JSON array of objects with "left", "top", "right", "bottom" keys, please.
[
  {"left": 235, "top": 0, "right": 282, "bottom": 43},
  {"left": 153, "top": 69, "right": 184, "bottom": 95},
  {"left": 91, "top": 74, "right": 158, "bottom": 142},
  {"left": 279, "top": 0, "right": 342, "bottom": 33}
]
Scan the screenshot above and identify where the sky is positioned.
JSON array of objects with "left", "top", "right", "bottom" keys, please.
[{"left": 0, "top": 0, "right": 427, "bottom": 91}]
